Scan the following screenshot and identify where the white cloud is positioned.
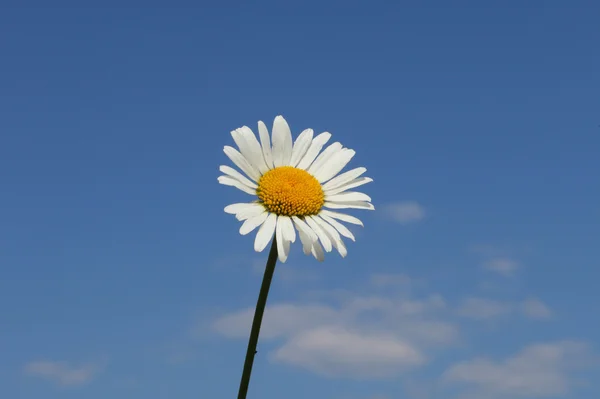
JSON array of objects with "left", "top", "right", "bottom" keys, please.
[
  {"left": 382, "top": 201, "right": 426, "bottom": 224},
  {"left": 520, "top": 298, "right": 553, "bottom": 320},
  {"left": 442, "top": 341, "right": 591, "bottom": 398},
  {"left": 483, "top": 258, "right": 519, "bottom": 276},
  {"left": 456, "top": 297, "right": 553, "bottom": 321},
  {"left": 210, "top": 275, "right": 559, "bottom": 382},
  {"left": 272, "top": 326, "right": 426, "bottom": 378},
  {"left": 212, "top": 285, "right": 457, "bottom": 378},
  {"left": 456, "top": 297, "right": 512, "bottom": 320},
  {"left": 370, "top": 273, "right": 412, "bottom": 288},
  {"left": 23, "top": 360, "right": 104, "bottom": 386},
  {"left": 212, "top": 303, "right": 339, "bottom": 340}
]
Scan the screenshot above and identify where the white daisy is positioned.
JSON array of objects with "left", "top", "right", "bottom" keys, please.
[{"left": 218, "top": 115, "right": 374, "bottom": 263}]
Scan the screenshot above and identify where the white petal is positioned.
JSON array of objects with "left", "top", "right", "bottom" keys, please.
[
  {"left": 275, "top": 218, "right": 291, "bottom": 263},
  {"left": 322, "top": 167, "right": 367, "bottom": 191},
  {"left": 235, "top": 204, "right": 266, "bottom": 221},
  {"left": 292, "top": 216, "right": 318, "bottom": 242},
  {"left": 278, "top": 215, "right": 296, "bottom": 243},
  {"left": 230, "top": 129, "right": 255, "bottom": 169},
  {"left": 305, "top": 215, "right": 332, "bottom": 252},
  {"left": 319, "top": 213, "right": 355, "bottom": 241},
  {"left": 254, "top": 213, "right": 277, "bottom": 252},
  {"left": 223, "top": 146, "right": 261, "bottom": 182},
  {"left": 219, "top": 165, "right": 258, "bottom": 189},
  {"left": 313, "top": 149, "right": 355, "bottom": 183},
  {"left": 326, "top": 191, "right": 371, "bottom": 203},
  {"left": 289, "top": 128, "right": 314, "bottom": 167},
  {"left": 231, "top": 128, "right": 266, "bottom": 175},
  {"left": 282, "top": 236, "right": 291, "bottom": 261},
  {"left": 239, "top": 211, "right": 268, "bottom": 235},
  {"left": 239, "top": 126, "right": 270, "bottom": 174},
  {"left": 310, "top": 239, "right": 325, "bottom": 261},
  {"left": 296, "top": 132, "right": 332, "bottom": 170},
  {"left": 324, "top": 177, "right": 373, "bottom": 196},
  {"left": 230, "top": 129, "right": 246, "bottom": 152},
  {"left": 271, "top": 115, "right": 293, "bottom": 167},
  {"left": 258, "top": 121, "right": 274, "bottom": 169},
  {"left": 218, "top": 176, "right": 257, "bottom": 195},
  {"left": 336, "top": 237, "right": 347, "bottom": 257},
  {"left": 224, "top": 203, "right": 264, "bottom": 220},
  {"left": 315, "top": 216, "right": 347, "bottom": 257},
  {"left": 320, "top": 209, "right": 364, "bottom": 226},
  {"left": 307, "top": 142, "right": 343, "bottom": 175},
  {"left": 224, "top": 203, "right": 257, "bottom": 214},
  {"left": 324, "top": 201, "right": 375, "bottom": 211},
  {"left": 298, "top": 230, "right": 313, "bottom": 255}
]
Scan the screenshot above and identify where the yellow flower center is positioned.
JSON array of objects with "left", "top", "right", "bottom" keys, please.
[{"left": 256, "top": 166, "right": 325, "bottom": 216}]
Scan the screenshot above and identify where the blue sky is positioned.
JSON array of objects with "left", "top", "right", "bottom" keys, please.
[{"left": 1, "top": 1, "right": 599, "bottom": 398}]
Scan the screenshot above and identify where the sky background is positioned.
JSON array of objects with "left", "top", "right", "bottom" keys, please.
[{"left": 1, "top": 1, "right": 599, "bottom": 398}]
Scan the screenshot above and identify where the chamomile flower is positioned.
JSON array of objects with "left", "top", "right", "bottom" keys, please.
[{"left": 219, "top": 115, "right": 373, "bottom": 263}]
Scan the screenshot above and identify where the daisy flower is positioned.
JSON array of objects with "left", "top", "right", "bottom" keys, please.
[{"left": 218, "top": 115, "right": 373, "bottom": 263}]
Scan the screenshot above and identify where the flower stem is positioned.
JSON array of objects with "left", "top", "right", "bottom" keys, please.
[{"left": 237, "top": 237, "right": 278, "bottom": 399}]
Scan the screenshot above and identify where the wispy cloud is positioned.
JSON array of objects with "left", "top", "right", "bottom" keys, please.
[
  {"left": 272, "top": 326, "right": 426, "bottom": 378},
  {"left": 23, "top": 360, "right": 105, "bottom": 386},
  {"left": 456, "top": 297, "right": 512, "bottom": 320},
  {"left": 442, "top": 341, "right": 592, "bottom": 398},
  {"left": 469, "top": 245, "right": 522, "bottom": 276},
  {"left": 456, "top": 297, "right": 553, "bottom": 321},
  {"left": 369, "top": 273, "right": 412, "bottom": 288},
  {"left": 482, "top": 257, "right": 519, "bottom": 276},
  {"left": 382, "top": 201, "right": 426, "bottom": 224},
  {"left": 211, "top": 280, "right": 457, "bottom": 378},
  {"left": 520, "top": 297, "right": 553, "bottom": 319},
  {"left": 209, "top": 272, "right": 561, "bottom": 383},
  {"left": 213, "top": 303, "right": 338, "bottom": 340}
]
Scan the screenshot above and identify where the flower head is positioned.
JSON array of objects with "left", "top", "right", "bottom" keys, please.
[{"left": 219, "top": 115, "right": 373, "bottom": 263}]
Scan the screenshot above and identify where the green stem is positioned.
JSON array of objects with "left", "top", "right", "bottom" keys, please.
[{"left": 237, "top": 237, "right": 278, "bottom": 399}]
